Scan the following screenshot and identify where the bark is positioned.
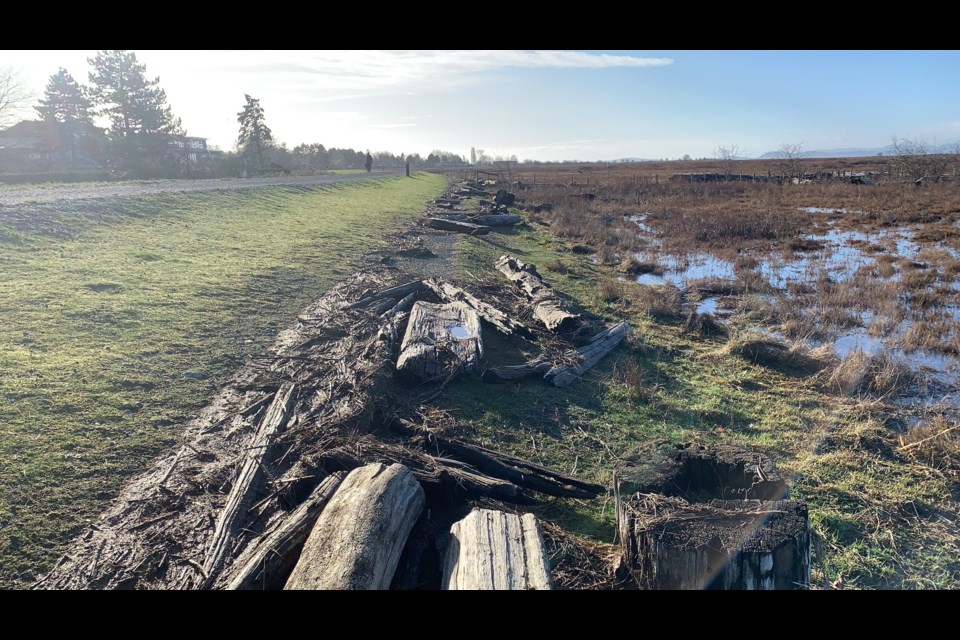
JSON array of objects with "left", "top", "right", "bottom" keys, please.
[{"left": 396, "top": 301, "right": 483, "bottom": 382}]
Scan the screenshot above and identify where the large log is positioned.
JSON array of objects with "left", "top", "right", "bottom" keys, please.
[
  {"left": 442, "top": 508, "right": 552, "bottom": 590},
  {"left": 284, "top": 463, "right": 425, "bottom": 590},
  {"left": 423, "top": 278, "right": 531, "bottom": 337},
  {"left": 347, "top": 281, "right": 423, "bottom": 309},
  {"left": 200, "top": 383, "right": 297, "bottom": 588},
  {"left": 469, "top": 214, "right": 523, "bottom": 226},
  {"left": 222, "top": 472, "right": 346, "bottom": 590},
  {"left": 426, "top": 218, "right": 491, "bottom": 235},
  {"left": 482, "top": 322, "right": 631, "bottom": 387},
  {"left": 396, "top": 301, "right": 483, "bottom": 382},
  {"left": 495, "top": 255, "right": 580, "bottom": 331}
]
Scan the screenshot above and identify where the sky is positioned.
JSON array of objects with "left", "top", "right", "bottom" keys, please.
[{"left": 3, "top": 50, "right": 959, "bottom": 162}]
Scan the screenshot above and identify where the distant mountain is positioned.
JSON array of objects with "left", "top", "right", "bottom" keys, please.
[
  {"left": 759, "top": 142, "right": 959, "bottom": 160},
  {"left": 759, "top": 146, "right": 892, "bottom": 159}
]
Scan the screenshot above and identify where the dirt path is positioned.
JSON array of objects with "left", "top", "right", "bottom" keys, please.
[{"left": 0, "top": 171, "right": 403, "bottom": 206}]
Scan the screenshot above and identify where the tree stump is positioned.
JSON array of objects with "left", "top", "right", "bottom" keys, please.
[
  {"left": 284, "top": 463, "right": 425, "bottom": 590},
  {"left": 616, "top": 442, "right": 809, "bottom": 590},
  {"left": 442, "top": 508, "right": 552, "bottom": 590},
  {"left": 396, "top": 301, "right": 483, "bottom": 382}
]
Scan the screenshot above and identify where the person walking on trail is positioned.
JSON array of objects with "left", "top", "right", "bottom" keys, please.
[{"left": 365, "top": 152, "right": 373, "bottom": 173}]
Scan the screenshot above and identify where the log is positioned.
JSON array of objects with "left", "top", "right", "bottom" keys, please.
[
  {"left": 396, "top": 301, "right": 483, "bottom": 382},
  {"left": 469, "top": 214, "right": 523, "bottom": 226},
  {"left": 618, "top": 495, "right": 810, "bottom": 590},
  {"left": 347, "top": 281, "right": 423, "bottom": 309},
  {"left": 482, "top": 322, "right": 631, "bottom": 387},
  {"left": 222, "top": 472, "right": 346, "bottom": 590},
  {"left": 442, "top": 508, "right": 552, "bottom": 590},
  {"left": 495, "top": 255, "right": 579, "bottom": 331},
  {"left": 423, "top": 278, "right": 531, "bottom": 337},
  {"left": 546, "top": 321, "right": 631, "bottom": 387},
  {"left": 426, "top": 218, "right": 491, "bottom": 235},
  {"left": 284, "top": 463, "right": 425, "bottom": 590},
  {"left": 200, "top": 382, "right": 296, "bottom": 588}
]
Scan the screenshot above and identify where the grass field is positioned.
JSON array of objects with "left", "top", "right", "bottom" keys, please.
[{"left": 0, "top": 173, "right": 446, "bottom": 588}]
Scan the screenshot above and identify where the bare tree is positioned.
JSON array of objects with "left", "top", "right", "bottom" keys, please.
[
  {"left": 0, "top": 67, "right": 30, "bottom": 129},
  {"left": 776, "top": 142, "right": 806, "bottom": 182},
  {"left": 714, "top": 144, "right": 745, "bottom": 179},
  {"left": 890, "top": 136, "right": 955, "bottom": 183}
]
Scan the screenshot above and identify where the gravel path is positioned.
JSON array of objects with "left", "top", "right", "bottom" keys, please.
[{"left": 0, "top": 171, "right": 404, "bottom": 206}]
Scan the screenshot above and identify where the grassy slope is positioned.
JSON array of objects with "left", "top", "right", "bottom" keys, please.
[
  {"left": 0, "top": 173, "right": 446, "bottom": 588},
  {"left": 441, "top": 218, "right": 960, "bottom": 589}
]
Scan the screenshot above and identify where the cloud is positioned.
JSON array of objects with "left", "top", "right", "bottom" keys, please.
[{"left": 189, "top": 50, "right": 672, "bottom": 93}]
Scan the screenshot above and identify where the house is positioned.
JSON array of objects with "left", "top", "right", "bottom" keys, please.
[
  {"left": 0, "top": 120, "right": 106, "bottom": 172},
  {"left": 167, "top": 135, "right": 209, "bottom": 164}
]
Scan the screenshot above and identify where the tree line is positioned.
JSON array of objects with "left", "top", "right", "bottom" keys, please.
[{"left": 3, "top": 51, "right": 467, "bottom": 178}]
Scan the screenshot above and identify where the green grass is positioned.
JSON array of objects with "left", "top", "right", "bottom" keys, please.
[
  {"left": 440, "top": 216, "right": 960, "bottom": 589},
  {"left": 0, "top": 173, "right": 446, "bottom": 588}
]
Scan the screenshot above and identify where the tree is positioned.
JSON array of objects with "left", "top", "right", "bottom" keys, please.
[
  {"left": 236, "top": 94, "right": 273, "bottom": 174},
  {"left": 470, "top": 147, "right": 476, "bottom": 165},
  {"left": 34, "top": 68, "right": 101, "bottom": 165},
  {"left": 776, "top": 142, "right": 806, "bottom": 182},
  {"left": 88, "top": 50, "right": 181, "bottom": 138},
  {"left": 87, "top": 50, "right": 182, "bottom": 170},
  {"left": 0, "top": 67, "right": 29, "bottom": 128},
  {"left": 714, "top": 144, "right": 745, "bottom": 179},
  {"left": 35, "top": 68, "right": 93, "bottom": 125},
  {"left": 890, "top": 136, "right": 955, "bottom": 183}
]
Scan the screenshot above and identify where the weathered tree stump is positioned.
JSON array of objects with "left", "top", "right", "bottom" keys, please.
[
  {"left": 615, "top": 442, "right": 809, "bottom": 590},
  {"left": 495, "top": 255, "right": 580, "bottom": 332},
  {"left": 442, "top": 508, "right": 552, "bottom": 590},
  {"left": 396, "top": 301, "right": 483, "bottom": 382},
  {"left": 619, "top": 495, "right": 810, "bottom": 590},
  {"left": 284, "top": 463, "right": 425, "bottom": 590}
]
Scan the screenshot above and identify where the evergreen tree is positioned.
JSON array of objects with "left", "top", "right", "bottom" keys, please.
[
  {"left": 236, "top": 94, "right": 273, "bottom": 173},
  {"left": 35, "top": 68, "right": 93, "bottom": 125},
  {"left": 87, "top": 50, "right": 181, "bottom": 137}
]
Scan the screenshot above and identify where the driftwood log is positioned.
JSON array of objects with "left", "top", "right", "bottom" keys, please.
[
  {"left": 396, "top": 301, "right": 483, "bottom": 382},
  {"left": 495, "top": 255, "right": 580, "bottom": 331},
  {"left": 200, "top": 383, "right": 297, "bottom": 588},
  {"left": 427, "top": 218, "right": 490, "bottom": 235},
  {"left": 616, "top": 442, "right": 809, "bottom": 590},
  {"left": 423, "top": 278, "right": 531, "bottom": 337},
  {"left": 469, "top": 214, "right": 522, "bottom": 226},
  {"left": 442, "top": 508, "right": 552, "bottom": 590},
  {"left": 482, "top": 322, "right": 631, "bottom": 387},
  {"left": 222, "top": 472, "right": 345, "bottom": 590},
  {"left": 284, "top": 463, "right": 425, "bottom": 590}
]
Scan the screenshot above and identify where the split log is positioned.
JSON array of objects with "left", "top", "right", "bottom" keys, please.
[
  {"left": 442, "top": 508, "right": 552, "bottom": 590},
  {"left": 396, "top": 301, "right": 483, "bottom": 382},
  {"left": 482, "top": 322, "right": 631, "bottom": 387},
  {"left": 469, "top": 214, "right": 523, "bottom": 226},
  {"left": 222, "top": 472, "right": 346, "bottom": 590},
  {"left": 284, "top": 463, "right": 425, "bottom": 590},
  {"left": 495, "top": 255, "right": 579, "bottom": 331},
  {"left": 200, "top": 383, "right": 297, "bottom": 588},
  {"left": 423, "top": 278, "right": 531, "bottom": 337},
  {"left": 618, "top": 495, "right": 810, "bottom": 590},
  {"left": 347, "top": 281, "right": 423, "bottom": 309},
  {"left": 426, "top": 218, "right": 490, "bottom": 235}
]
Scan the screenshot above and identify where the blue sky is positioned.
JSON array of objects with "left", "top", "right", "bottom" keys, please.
[{"left": 3, "top": 50, "right": 958, "bottom": 161}]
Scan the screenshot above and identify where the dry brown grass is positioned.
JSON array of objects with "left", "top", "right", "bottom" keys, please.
[
  {"left": 726, "top": 332, "right": 832, "bottom": 377},
  {"left": 823, "top": 348, "right": 913, "bottom": 397},
  {"left": 898, "top": 415, "right": 960, "bottom": 473},
  {"left": 634, "top": 283, "right": 683, "bottom": 320}
]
